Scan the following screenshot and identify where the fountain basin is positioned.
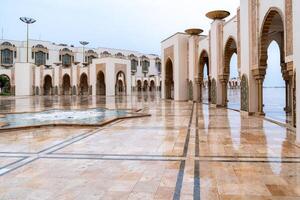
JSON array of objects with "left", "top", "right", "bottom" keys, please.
[{"left": 0, "top": 108, "right": 149, "bottom": 130}]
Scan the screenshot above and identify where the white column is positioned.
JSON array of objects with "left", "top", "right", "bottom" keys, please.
[
  {"left": 15, "top": 63, "right": 34, "bottom": 96},
  {"left": 106, "top": 60, "right": 115, "bottom": 96},
  {"left": 126, "top": 60, "right": 132, "bottom": 95},
  {"left": 210, "top": 19, "right": 224, "bottom": 105},
  {"left": 175, "top": 35, "right": 189, "bottom": 101},
  {"left": 89, "top": 63, "right": 97, "bottom": 96}
]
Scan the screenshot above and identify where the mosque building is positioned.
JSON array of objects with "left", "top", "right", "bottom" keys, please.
[{"left": 0, "top": 39, "right": 161, "bottom": 96}]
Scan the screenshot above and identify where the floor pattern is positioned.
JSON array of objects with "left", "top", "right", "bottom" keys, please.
[{"left": 0, "top": 94, "right": 299, "bottom": 199}]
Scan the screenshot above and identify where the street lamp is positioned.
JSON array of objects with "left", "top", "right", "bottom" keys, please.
[
  {"left": 20, "top": 17, "right": 36, "bottom": 63},
  {"left": 79, "top": 41, "right": 89, "bottom": 64}
]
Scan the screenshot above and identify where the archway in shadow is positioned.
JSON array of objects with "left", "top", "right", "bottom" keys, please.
[
  {"left": 223, "top": 37, "right": 239, "bottom": 109},
  {"left": 43, "top": 75, "right": 52, "bottom": 95},
  {"left": 79, "top": 73, "right": 89, "bottom": 95},
  {"left": 0, "top": 74, "right": 11, "bottom": 95},
  {"left": 96, "top": 71, "right": 106, "bottom": 95},
  {"left": 258, "top": 9, "right": 291, "bottom": 124},
  {"left": 199, "top": 50, "right": 210, "bottom": 103},
  {"left": 137, "top": 80, "right": 142, "bottom": 92},
  {"left": 62, "top": 74, "right": 71, "bottom": 95},
  {"left": 143, "top": 80, "right": 148, "bottom": 92},
  {"left": 150, "top": 80, "right": 155, "bottom": 92},
  {"left": 115, "top": 71, "right": 126, "bottom": 95},
  {"left": 165, "top": 58, "right": 174, "bottom": 99}
]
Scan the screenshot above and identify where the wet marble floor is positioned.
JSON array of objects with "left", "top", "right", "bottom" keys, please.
[{"left": 0, "top": 93, "right": 300, "bottom": 200}]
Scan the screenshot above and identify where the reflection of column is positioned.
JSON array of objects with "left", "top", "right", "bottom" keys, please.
[
  {"left": 222, "top": 81, "right": 227, "bottom": 106},
  {"left": 208, "top": 78, "right": 211, "bottom": 102},
  {"left": 165, "top": 80, "right": 169, "bottom": 99},
  {"left": 219, "top": 75, "right": 228, "bottom": 107},
  {"left": 195, "top": 77, "right": 202, "bottom": 102}
]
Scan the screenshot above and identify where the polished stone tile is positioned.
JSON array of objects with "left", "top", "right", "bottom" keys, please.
[{"left": 0, "top": 94, "right": 299, "bottom": 199}]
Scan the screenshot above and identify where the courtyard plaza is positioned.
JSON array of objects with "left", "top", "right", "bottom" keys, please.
[{"left": 0, "top": 93, "right": 299, "bottom": 199}]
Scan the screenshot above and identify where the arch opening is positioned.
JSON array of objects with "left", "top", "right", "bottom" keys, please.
[
  {"left": 96, "top": 71, "right": 106, "bottom": 95},
  {"left": 199, "top": 50, "right": 210, "bottom": 103},
  {"left": 43, "top": 75, "right": 52, "bottom": 96},
  {"left": 115, "top": 71, "right": 126, "bottom": 95},
  {"left": 62, "top": 74, "right": 71, "bottom": 95},
  {"left": 137, "top": 80, "right": 142, "bottom": 92},
  {"left": 79, "top": 73, "right": 89, "bottom": 95},
  {"left": 263, "top": 41, "right": 287, "bottom": 122},
  {"left": 165, "top": 59, "right": 174, "bottom": 99},
  {"left": 258, "top": 9, "right": 292, "bottom": 124},
  {"left": 222, "top": 37, "right": 239, "bottom": 109}
]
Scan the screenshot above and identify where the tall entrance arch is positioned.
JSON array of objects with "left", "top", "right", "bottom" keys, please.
[
  {"left": 222, "top": 37, "right": 239, "bottom": 108},
  {"left": 165, "top": 58, "right": 174, "bottom": 99},
  {"left": 62, "top": 74, "right": 71, "bottom": 95},
  {"left": 96, "top": 71, "right": 106, "bottom": 95},
  {"left": 115, "top": 71, "right": 126, "bottom": 95},
  {"left": 255, "top": 9, "right": 293, "bottom": 124},
  {"left": 79, "top": 73, "right": 89, "bottom": 95},
  {"left": 43, "top": 75, "right": 52, "bottom": 95},
  {"left": 198, "top": 50, "right": 211, "bottom": 102}
]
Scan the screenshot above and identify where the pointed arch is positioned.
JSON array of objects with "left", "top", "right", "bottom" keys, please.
[
  {"left": 165, "top": 58, "right": 174, "bottom": 99},
  {"left": 79, "top": 73, "right": 89, "bottom": 95},
  {"left": 43, "top": 75, "right": 52, "bottom": 95},
  {"left": 96, "top": 71, "right": 106, "bottom": 95}
]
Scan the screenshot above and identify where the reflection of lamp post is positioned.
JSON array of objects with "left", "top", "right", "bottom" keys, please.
[
  {"left": 79, "top": 41, "right": 89, "bottom": 64},
  {"left": 20, "top": 17, "right": 36, "bottom": 63}
]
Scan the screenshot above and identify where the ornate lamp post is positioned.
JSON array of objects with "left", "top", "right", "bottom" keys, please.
[
  {"left": 20, "top": 17, "right": 36, "bottom": 63},
  {"left": 79, "top": 41, "right": 89, "bottom": 64}
]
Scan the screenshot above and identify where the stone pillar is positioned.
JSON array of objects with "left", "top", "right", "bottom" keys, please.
[
  {"left": 15, "top": 63, "right": 34, "bottom": 96},
  {"left": 252, "top": 67, "right": 266, "bottom": 115},
  {"left": 257, "top": 78, "right": 264, "bottom": 115}
]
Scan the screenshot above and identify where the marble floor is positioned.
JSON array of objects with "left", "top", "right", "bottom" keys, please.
[{"left": 0, "top": 93, "right": 300, "bottom": 200}]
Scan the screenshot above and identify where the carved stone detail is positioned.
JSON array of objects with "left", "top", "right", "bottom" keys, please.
[
  {"left": 240, "top": 75, "right": 249, "bottom": 112},
  {"left": 285, "top": 0, "right": 293, "bottom": 56}
]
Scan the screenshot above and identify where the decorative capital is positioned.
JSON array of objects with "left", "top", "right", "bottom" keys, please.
[
  {"left": 218, "top": 74, "right": 229, "bottom": 82},
  {"left": 252, "top": 68, "right": 266, "bottom": 80}
]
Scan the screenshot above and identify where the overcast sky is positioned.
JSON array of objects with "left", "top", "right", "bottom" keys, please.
[
  {"left": 1, "top": 0, "right": 284, "bottom": 86},
  {"left": 1, "top": 0, "right": 240, "bottom": 54}
]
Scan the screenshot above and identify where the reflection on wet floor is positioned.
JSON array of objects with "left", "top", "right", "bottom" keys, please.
[
  {"left": 0, "top": 93, "right": 299, "bottom": 199},
  {"left": 203, "top": 88, "right": 292, "bottom": 124}
]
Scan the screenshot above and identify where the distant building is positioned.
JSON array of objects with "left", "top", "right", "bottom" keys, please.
[{"left": 0, "top": 39, "right": 161, "bottom": 96}]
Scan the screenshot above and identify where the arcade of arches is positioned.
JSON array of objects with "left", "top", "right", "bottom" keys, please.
[{"left": 162, "top": 4, "right": 297, "bottom": 130}]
